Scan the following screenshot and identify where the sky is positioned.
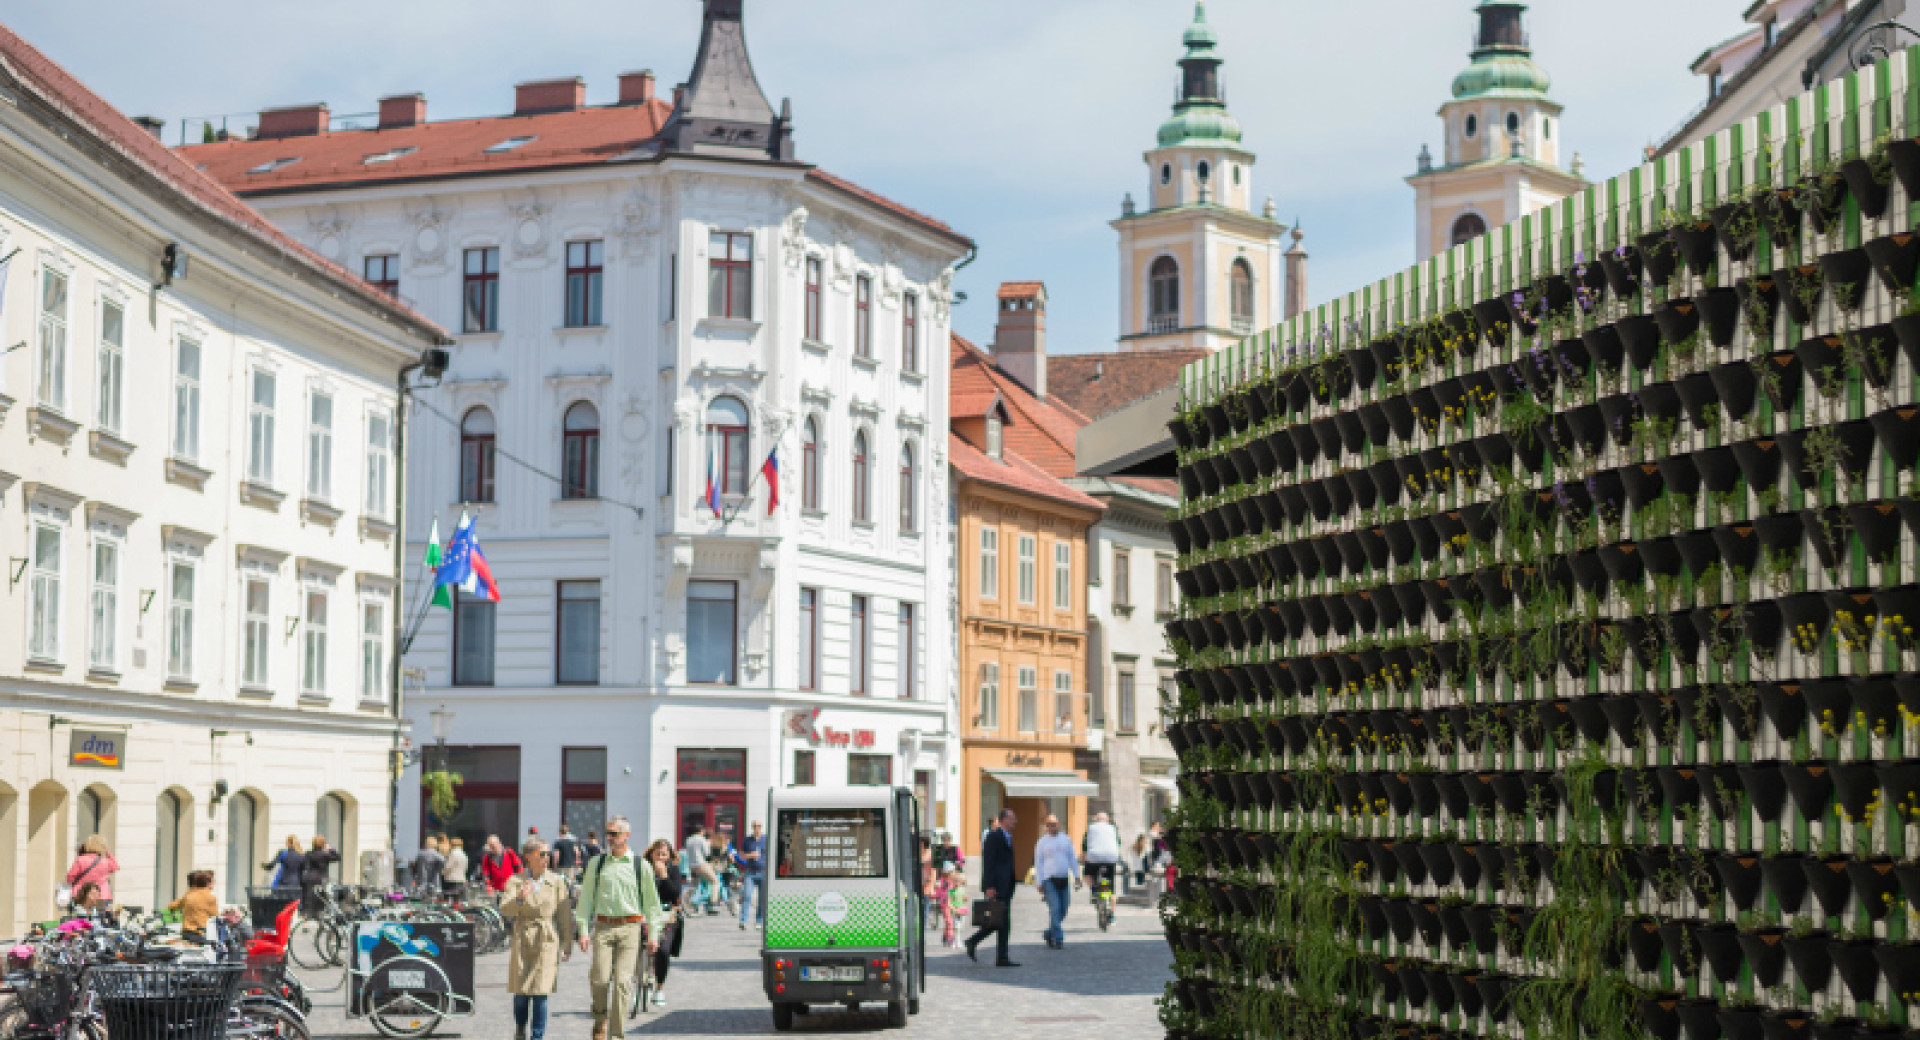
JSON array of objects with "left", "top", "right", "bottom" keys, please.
[{"left": 7, "top": 1, "right": 1739, "bottom": 355}]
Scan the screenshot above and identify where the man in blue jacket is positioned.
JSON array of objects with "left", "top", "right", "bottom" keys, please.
[{"left": 964, "top": 808, "right": 1020, "bottom": 967}]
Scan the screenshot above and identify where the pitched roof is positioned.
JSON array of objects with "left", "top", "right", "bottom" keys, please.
[
  {"left": 950, "top": 390, "right": 1007, "bottom": 420},
  {"left": 1048, "top": 348, "right": 1207, "bottom": 422},
  {"left": 179, "top": 107, "right": 969, "bottom": 247},
  {"left": 996, "top": 281, "right": 1045, "bottom": 300},
  {"left": 949, "top": 334, "right": 1090, "bottom": 481},
  {"left": 948, "top": 433, "right": 1103, "bottom": 513},
  {"left": 0, "top": 25, "right": 448, "bottom": 345}
]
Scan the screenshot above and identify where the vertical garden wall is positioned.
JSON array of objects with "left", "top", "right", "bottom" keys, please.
[{"left": 1159, "top": 48, "right": 1920, "bottom": 1040}]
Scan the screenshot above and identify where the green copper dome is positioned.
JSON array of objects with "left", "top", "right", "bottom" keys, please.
[
  {"left": 1452, "top": 53, "right": 1552, "bottom": 99},
  {"left": 1158, "top": 106, "right": 1243, "bottom": 148},
  {"left": 1157, "top": 1, "right": 1242, "bottom": 148}
]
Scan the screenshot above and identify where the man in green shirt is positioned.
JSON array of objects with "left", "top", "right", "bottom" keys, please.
[{"left": 574, "top": 818, "right": 662, "bottom": 1040}]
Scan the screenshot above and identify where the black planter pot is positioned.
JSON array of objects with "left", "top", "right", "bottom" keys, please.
[
  {"left": 1780, "top": 591, "right": 1830, "bottom": 656},
  {"left": 1448, "top": 841, "right": 1486, "bottom": 891},
  {"left": 1849, "top": 856, "right": 1901, "bottom": 921},
  {"left": 1820, "top": 247, "right": 1873, "bottom": 311},
  {"left": 1698, "top": 922, "right": 1745, "bottom": 983},
  {"left": 1628, "top": 918, "right": 1668, "bottom": 971},
  {"left": 1621, "top": 461, "right": 1667, "bottom": 508},
  {"left": 1781, "top": 262, "right": 1823, "bottom": 325},
  {"left": 1600, "top": 245, "right": 1644, "bottom": 296},
  {"left": 1474, "top": 973, "right": 1516, "bottom": 1024},
  {"left": 1738, "top": 762, "right": 1789, "bottom": 822},
  {"left": 1655, "top": 297, "right": 1703, "bottom": 346},
  {"left": 1882, "top": 759, "right": 1920, "bottom": 833},
  {"left": 1711, "top": 201, "right": 1759, "bottom": 262},
  {"left": 1867, "top": 231, "right": 1920, "bottom": 296},
  {"left": 1762, "top": 854, "right": 1811, "bottom": 914},
  {"left": 1872, "top": 942, "right": 1920, "bottom": 1007},
  {"left": 1841, "top": 156, "right": 1893, "bottom": 219},
  {"left": 1719, "top": 1007, "right": 1766, "bottom": 1040},
  {"left": 1603, "top": 693, "right": 1646, "bottom": 747},
  {"left": 1803, "top": 854, "right": 1853, "bottom": 917},
  {"left": 1739, "top": 929, "right": 1791, "bottom": 989},
  {"left": 1699, "top": 286, "right": 1741, "bottom": 347},
  {"left": 1785, "top": 761, "right": 1837, "bottom": 823},
  {"left": 1832, "top": 759, "right": 1882, "bottom": 824},
  {"left": 1677, "top": 371, "right": 1722, "bottom": 428},
  {"left": 1620, "top": 314, "right": 1664, "bottom": 371},
  {"left": 1831, "top": 937, "right": 1882, "bottom": 1002},
  {"left": 1473, "top": 297, "right": 1514, "bottom": 348},
  {"left": 1643, "top": 230, "right": 1681, "bottom": 285},
  {"left": 1416, "top": 841, "right": 1455, "bottom": 887},
  {"left": 1784, "top": 929, "right": 1834, "bottom": 990},
  {"left": 1673, "top": 219, "right": 1720, "bottom": 274},
  {"left": 1447, "top": 970, "right": 1487, "bottom": 1016},
  {"left": 1658, "top": 919, "right": 1702, "bottom": 976}
]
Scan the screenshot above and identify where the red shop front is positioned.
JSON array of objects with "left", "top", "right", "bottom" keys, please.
[{"left": 675, "top": 748, "right": 746, "bottom": 846}]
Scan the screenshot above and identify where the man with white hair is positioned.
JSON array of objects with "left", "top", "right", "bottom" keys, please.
[{"left": 1081, "top": 811, "right": 1122, "bottom": 893}]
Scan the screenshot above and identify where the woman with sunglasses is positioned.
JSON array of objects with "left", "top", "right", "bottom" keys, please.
[{"left": 502, "top": 839, "right": 574, "bottom": 1040}]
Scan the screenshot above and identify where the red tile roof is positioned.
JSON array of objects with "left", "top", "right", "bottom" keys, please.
[
  {"left": 178, "top": 104, "right": 970, "bottom": 247},
  {"left": 949, "top": 433, "right": 1103, "bottom": 513},
  {"left": 949, "top": 334, "right": 1091, "bottom": 482},
  {"left": 0, "top": 26, "right": 447, "bottom": 345},
  {"left": 1048, "top": 348, "right": 1207, "bottom": 421},
  {"left": 996, "top": 281, "right": 1045, "bottom": 300},
  {"left": 950, "top": 390, "right": 1006, "bottom": 420}
]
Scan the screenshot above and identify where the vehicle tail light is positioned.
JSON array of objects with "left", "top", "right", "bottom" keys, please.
[
  {"left": 775, "top": 983, "right": 785, "bottom": 993},
  {"left": 881, "top": 970, "right": 892, "bottom": 981},
  {"left": 774, "top": 971, "right": 785, "bottom": 981}
]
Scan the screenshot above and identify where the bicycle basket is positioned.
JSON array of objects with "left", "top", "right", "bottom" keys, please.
[
  {"left": 91, "top": 962, "right": 243, "bottom": 1040},
  {"left": 10, "top": 967, "right": 75, "bottom": 1028},
  {"left": 245, "top": 887, "right": 300, "bottom": 930}
]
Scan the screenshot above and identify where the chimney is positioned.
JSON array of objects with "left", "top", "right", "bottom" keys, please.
[
  {"left": 131, "top": 116, "right": 165, "bottom": 140},
  {"left": 378, "top": 94, "right": 426, "bottom": 129},
  {"left": 1284, "top": 227, "right": 1310, "bottom": 321},
  {"left": 257, "top": 103, "right": 329, "bottom": 140},
  {"left": 994, "top": 282, "right": 1048, "bottom": 400},
  {"left": 515, "top": 77, "right": 585, "bottom": 116},
  {"left": 672, "top": 84, "right": 689, "bottom": 111},
  {"left": 618, "top": 70, "right": 656, "bottom": 105}
]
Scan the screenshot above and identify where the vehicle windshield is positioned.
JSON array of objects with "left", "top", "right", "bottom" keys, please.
[{"left": 774, "top": 808, "right": 888, "bottom": 879}]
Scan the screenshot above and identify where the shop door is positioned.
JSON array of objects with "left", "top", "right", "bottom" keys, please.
[{"left": 675, "top": 790, "right": 744, "bottom": 846}]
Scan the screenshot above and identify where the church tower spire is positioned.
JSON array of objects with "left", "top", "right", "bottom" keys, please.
[
  {"left": 662, "top": 0, "right": 794, "bottom": 160},
  {"left": 1112, "top": 2, "right": 1286, "bottom": 354}
]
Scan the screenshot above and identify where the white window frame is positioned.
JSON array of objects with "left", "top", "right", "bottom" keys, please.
[
  {"left": 1053, "top": 541, "right": 1072, "bottom": 611},
  {"left": 979, "top": 527, "right": 999, "bottom": 599},
  {"left": 1053, "top": 669, "right": 1074, "bottom": 735},
  {"left": 96, "top": 296, "right": 125, "bottom": 434},
  {"left": 1117, "top": 662, "right": 1138, "bottom": 733},
  {"left": 301, "top": 585, "right": 329, "bottom": 696},
  {"left": 28, "top": 521, "right": 62, "bottom": 662},
  {"left": 977, "top": 662, "right": 1000, "bottom": 731},
  {"left": 1017, "top": 535, "right": 1037, "bottom": 605},
  {"left": 307, "top": 390, "right": 334, "bottom": 502},
  {"left": 242, "top": 575, "right": 271, "bottom": 690},
  {"left": 360, "top": 593, "right": 389, "bottom": 704},
  {"left": 35, "top": 264, "right": 69, "bottom": 412},
  {"left": 247, "top": 367, "right": 277, "bottom": 485},
  {"left": 365, "top": 409, "right": 393, "bottom": 520},
  {"left": 88, "top": 536, "right": 119, "bottom": 673},
  {"left": 166, "top": 559, "right": 196, "bottom": 682},
  {"left": 173, "top": 338, "right": 203, "bottom": 462},
  {"left": 1017, "top": 665, "right": 1038, "bottom": 733}
]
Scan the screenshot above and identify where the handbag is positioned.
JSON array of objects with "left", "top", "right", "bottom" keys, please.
[{"left": 970, "top": 897, "right": 1005, "bottom": 930}]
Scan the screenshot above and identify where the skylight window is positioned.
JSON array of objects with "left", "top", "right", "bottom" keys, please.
[
  {"left": 247, "top": 157, "right": 301, "bottom": 174},
  {"left": 362, "top": 146, "right": 418, "bottom": 165},
  {"left": 484, "top": 136, "right": 536, "bottom": 154}
]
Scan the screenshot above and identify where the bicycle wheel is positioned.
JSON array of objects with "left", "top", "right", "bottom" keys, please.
[
  {"left": 366, "top": 957, "right": 452, "bottom": 1039},
  {"left": 627, "top": 949, "right": 656, "bottom": 1018},
  {"left": 230, "top": 997, "right": 313, "bottom": 1040},
  {"left": 287, "top": 918, "right": 333, "bottom": 971}
]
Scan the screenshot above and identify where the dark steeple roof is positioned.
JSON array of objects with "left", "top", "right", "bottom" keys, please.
[{"left": 662, "top": 0, "right": 794, "bottom": 160}]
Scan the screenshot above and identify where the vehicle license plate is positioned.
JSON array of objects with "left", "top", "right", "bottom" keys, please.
[
  {"left": 388, "top": 969, "right": 428, "bottom": 990},
  {"left": 799, "top": 966, "right": 864, "bottom": 983}
]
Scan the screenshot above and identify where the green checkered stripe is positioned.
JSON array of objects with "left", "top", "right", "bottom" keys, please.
[{"left": 764, "top": 894, "right": 899, "bottom": 949}]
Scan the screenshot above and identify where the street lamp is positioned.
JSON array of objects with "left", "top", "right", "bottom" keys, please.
[{"left": 428, "top": 705, "right": 454, "bottom": 772}]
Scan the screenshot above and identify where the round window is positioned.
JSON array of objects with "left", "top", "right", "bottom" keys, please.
[
  {"left": 1506, "top": 111, "right": 1521, "bottom": 135},
  {"left": 1464, "top": 114, "right": 1478, "bottom": 139},
  {"left": 1197, "top": 160, "right": 1211, "bottom": 184},
  {"left": 1160, "top": 163, "right": 1172, "bottom": 185}
]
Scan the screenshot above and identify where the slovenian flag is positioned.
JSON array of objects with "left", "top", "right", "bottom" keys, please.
[
  {"left": 433, "top": 512, "right": 499, "bottom": 604},
  {"left": 761, "top": 448, "right": 779, "bottom": 515},
  {"left": 706, "top": 447, "right": 722, "bottom": 516}
]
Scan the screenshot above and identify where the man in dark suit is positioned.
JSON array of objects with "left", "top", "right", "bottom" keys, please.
[{"left": 965, "top": 808, "right": 1020, "bottom": 967}]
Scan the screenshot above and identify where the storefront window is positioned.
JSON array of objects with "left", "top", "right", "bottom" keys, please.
[
  {"left": 678, "top": 748, "right": 746, "bottom": 784},
  {"left": 427, "top": 746, "right": 521, "bottom": 860},
  {"left": 793, "top": 749, "right": 816, "bottom": 786},
  {"left": 848, "top": 754, "right": 892, "bottom": 786},
  {"left": 562, "top": 747, "right": 607, "bottom": 837}
]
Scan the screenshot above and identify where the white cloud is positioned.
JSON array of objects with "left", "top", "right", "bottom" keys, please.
[{"left": 9, "top": 0, "right": 1743, "bottom": 353}]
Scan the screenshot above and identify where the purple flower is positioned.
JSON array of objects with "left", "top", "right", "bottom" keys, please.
[{"left": 1575, "top": 251, "right": 1587, "bottom": 265}]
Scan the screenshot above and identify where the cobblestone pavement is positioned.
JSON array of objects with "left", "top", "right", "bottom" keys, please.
[{"left": 304, "top": 893, "right": 1170, "bottom": 1039}]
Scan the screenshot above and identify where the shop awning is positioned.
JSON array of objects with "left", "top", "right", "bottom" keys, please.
[
  {"left": 986, "top": 768, "right": 1100, "bottom": 798},
  {"left": 1142, "top": 776, "right": 1178, "bottom": 792}
]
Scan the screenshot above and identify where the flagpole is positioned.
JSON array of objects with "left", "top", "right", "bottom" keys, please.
[
  {"left": 398, "top": 510, "right": 443, "bottom": 656},
  {"left": 720, "top": 421, "right": 791, "bottom": 527}
]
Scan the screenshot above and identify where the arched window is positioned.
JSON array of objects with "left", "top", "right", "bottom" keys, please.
[
  {"left": 707, "top": 396, "right": 750, "bottom": 500},
  {"left": 1149, "top": 256, "right": 1180, "bottom": 332},
  {"left": 1450, "top": 213, "right": 1489, "bottom": 248},
  {"left": 801, "top": 417, "right": 821, "bottom": 511},
  {"left": 1230, "top": 259, "right": 1255, "bottom": 329},
  {"left": 899, "top": 442, "right": 917, "bottom": 534},
  {"left": 459, "top": 407, "right": 496, "bottom": 503},
  {"left": 1506, "top": 111, "right": 1521, "bottom": 136},
  {"left": 852, "top": 430, "right": 871, "bottom": 524},
  {"left": 561, "top": 402, "right": 599, "bottom": 499},
  {"left": 1464, "top": 113, "right": 1479, "bottom": 139},
  {"left": 1196, "top": 160, "right": 1211, "bottom": 184}
]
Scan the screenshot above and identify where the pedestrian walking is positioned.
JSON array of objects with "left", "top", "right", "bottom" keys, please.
[
  {"left": 265, "top": 836, "right": 303, "bottom": 893},
  {"left": 64, "top": 836, "right": 119, "bottom": 911},
  {"left": 502, "top": 839, "right": 573, "bottom": 1040},
  {"left": 443, "top": 837, "right": 469, "bottom": 895},
  {"left": 169, "top": 870, "right": 220, "bottom": 942},
  {"left": 932, "top": 831, "right": 965, "bottom": 873},
  {"left": 1034, "top": 815, "right": 1078, "bottom": 949},
  {"left": 681, "top": 827, "right": 719, "bottom": 914},
  {"left": 575, "top": 818, "right": 664, "bottom": 1040},
  {"left": 412, "top": 840, "right": 446, "bottom": 895},
  {"left": 481, "top": 835, "right": 524, "bottom": 895},
  {"left": 551, "top": 825, "right": 582, "bottom": 878},
  {"left": 936, "top": 868, "right": 965, "bottom": 947},
  {"left": 964, "top": 808, "right": 1019, "bottom": 967},
  {"left": 1129, "top": 834, "right": 1150, "bottom": 888},
  {"left": 583, "top": 831, "right": 603, "bottom": 859},
  {"left": 299, "top": 837, "right": 339, "bottom": 914},
  {"left": 734, "top": 820, "right": 766, "bottom": 929},
  {"left": 641, "top": 839, "right": 685, "bottom": 1007}
]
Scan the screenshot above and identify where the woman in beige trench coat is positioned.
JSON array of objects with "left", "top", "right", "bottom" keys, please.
[{"left": 502, "top": 839, "right": 574, "bottom": 1040}]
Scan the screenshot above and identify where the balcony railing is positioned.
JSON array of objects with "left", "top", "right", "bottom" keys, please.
[{"left": 1146, "top": 315, "right": 1180, "bottom": 335}]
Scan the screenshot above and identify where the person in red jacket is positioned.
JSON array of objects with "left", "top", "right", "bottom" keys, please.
[{"left": 480, "top": 834, "right": 524, "bottom": 894}]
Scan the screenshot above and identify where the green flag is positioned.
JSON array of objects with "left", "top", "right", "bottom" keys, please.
[{"left": 424, "top": 517, "right": 453, "bottom": 609}]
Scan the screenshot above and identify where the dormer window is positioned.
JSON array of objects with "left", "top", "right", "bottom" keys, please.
[
  {"left": 247, "top": 157, "right": 300, "bottom": 175},
  {"left": 363, "top": 146, "right": 418, "bottom": 165},
  {"left": 484, "top": 136, "right": 536, "bottom": 154},
  {"left": 1764, "top": 18, "right": 1777, "bottom": 49},
  {"left": 985, "top": 415, "right": 1003, "bottom": 461}
]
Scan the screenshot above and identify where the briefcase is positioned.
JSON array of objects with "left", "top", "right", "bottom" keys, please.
[{"left": 970, "top": 898, "right": 1005, "bottom": 930}]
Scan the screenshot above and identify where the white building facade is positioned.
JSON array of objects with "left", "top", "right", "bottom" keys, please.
[
  {"left": 186, "top": 1, "right": 970, "bottom": 853},
  {"left": 0, "top": 30, "right": 448, "bottom": 933}
]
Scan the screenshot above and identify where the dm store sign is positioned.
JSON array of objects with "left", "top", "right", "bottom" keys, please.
[{"left": 69, "top": 730, "right": 127, "bottom": 770}]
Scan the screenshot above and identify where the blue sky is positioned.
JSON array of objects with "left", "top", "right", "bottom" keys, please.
[{"left": 10, "top": 1, "right": 1737, "bottom": 354}]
